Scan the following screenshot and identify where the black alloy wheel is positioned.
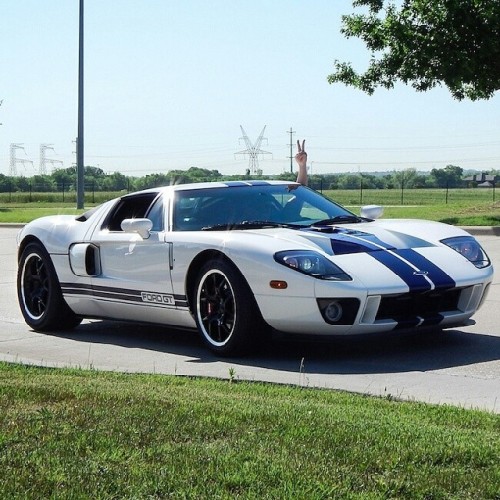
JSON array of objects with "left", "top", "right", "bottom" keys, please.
[
  {"left": 194, "top": 259, "right": 266, "bottom": 356},
  {"left": 18, "top": 242, "right": 81, "bottom": 331}
]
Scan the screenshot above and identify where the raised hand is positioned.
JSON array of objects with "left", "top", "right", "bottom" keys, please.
[{"left": 295, "top": 139, "right": 308, "bottom": 185}]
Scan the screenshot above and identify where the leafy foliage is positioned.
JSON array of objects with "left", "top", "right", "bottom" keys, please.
[
  {"left": 431, "top": 164, "right": 464, "bottom": 188},
  {"left": 329, "top": 0, "right": 500, "bottom": 100}
]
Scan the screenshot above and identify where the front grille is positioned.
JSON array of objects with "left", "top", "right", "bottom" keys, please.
[{"left": 376, "top": 288, "right": 461, "bottom": 328}]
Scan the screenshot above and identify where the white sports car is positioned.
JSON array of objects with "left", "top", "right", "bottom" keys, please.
[{"left": 17, "top": 181, "right": 494, "bottom": 355}]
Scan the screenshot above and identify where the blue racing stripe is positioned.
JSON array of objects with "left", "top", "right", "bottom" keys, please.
[
  {"left": 327, "top": 231, "right": 431, "bottom": 291},
  {"left": 330, "top": 230, "right": 394, "bottom": 251},
  {"left": 369, "top": 250, "right": 432, "bottom": 292},
  {"left": 222, "top": 180, "right": 271, "bottom": 187},
  {"left": 327, "top": 231, "right": 456, "bottom": 292},
  {"left": 395, "top": 249, "right": 456, "bottom": 290}
]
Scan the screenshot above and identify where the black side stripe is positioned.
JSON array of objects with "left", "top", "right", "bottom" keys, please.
[{"left": 60, "top": 283, "right": 188, "bottom": 309}]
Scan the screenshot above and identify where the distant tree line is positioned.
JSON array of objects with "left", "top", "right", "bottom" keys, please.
[{"left": 0, "top": 164, "right": 497, "bottom": 194}]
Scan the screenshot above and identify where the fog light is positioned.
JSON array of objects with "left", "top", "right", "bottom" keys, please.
[{"left": 324, "top": 301, "right": 343, "bottom": 323}]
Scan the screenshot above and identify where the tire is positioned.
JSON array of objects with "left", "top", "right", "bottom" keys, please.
[
  {"left": 194, "top": 259, "right": 266, "bottom": 356},
  {"left": 17, "top": 242, "right": 82, "bottom": 331}
]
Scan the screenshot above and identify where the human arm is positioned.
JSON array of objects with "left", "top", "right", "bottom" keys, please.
[{"left": 295, "top": 139, "right": 307, "bottom": 186}]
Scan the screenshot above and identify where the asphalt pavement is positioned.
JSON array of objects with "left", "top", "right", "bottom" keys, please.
[{"left": 0, "top": 225, "right": 499, "bottom": 413}]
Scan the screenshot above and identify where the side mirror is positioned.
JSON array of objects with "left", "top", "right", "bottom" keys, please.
[
  {"left": 360, "top": 205, "right": 384, "bottom": 220},
  {"left": 120, "top": 218, "right": 153, "bottom": 239}
]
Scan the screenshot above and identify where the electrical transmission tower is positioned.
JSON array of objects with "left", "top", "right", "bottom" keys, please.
[
  {"left": 40, "top": 144, "right": 63, "bottom": 174},
  {"left": 287, "top": 127, "right": 296, "bottom": 173},
  {"left": 10, "top": 143, "right": 33, "bottom": 176},
  {"left": 235, "top": 125, "right": 272, "bottom": 174}
]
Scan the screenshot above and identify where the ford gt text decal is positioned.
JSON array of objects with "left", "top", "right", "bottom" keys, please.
[
  {"left": 60, "top": 283, "right": 188, "bottom": 309},
  {"left": 141, "top": 292, "right": 175, "bottom": 305}
]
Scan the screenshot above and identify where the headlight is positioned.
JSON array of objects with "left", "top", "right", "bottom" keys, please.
[
  {"left": 274, "top": 250, "right": 352, "bottom": 280},
  {"left": 441, "top": 236, "right": 491, "bottom": 269}
]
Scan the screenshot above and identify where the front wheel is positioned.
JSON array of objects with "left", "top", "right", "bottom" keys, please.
[
  {"left": 17, "top": 242, "right": 82, "bottom": 331},
  {"left": 194, "top": 259, "right": 266, "bottom": 356}
]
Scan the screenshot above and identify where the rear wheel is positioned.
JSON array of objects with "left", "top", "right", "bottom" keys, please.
[
  {"left": 194, "top": 259, "right": 266, "bottom": 356},
  {"left": 18, "top": 242, "right": 82, "bottom": 331}
]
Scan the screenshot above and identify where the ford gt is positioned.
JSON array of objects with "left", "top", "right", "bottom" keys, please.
[{"left": 17, "top": 181, "right": 494, "bottom": 355}]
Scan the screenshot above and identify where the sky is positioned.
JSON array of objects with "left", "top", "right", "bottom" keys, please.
[{"left": 1, "top": 0, "right": 500, "bottom": 178}]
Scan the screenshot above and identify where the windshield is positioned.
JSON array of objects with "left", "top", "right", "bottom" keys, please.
[{"left": 173, "top": 184, "right": 357, "bottom": 231}]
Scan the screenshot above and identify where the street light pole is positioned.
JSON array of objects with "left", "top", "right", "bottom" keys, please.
[{"left": 76, "top": 0, "right": 85, "bottom": 209}]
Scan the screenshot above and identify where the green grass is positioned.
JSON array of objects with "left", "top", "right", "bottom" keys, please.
[
  {"left": 0, "top": 188, "right": 498, "bottom": 225},
  {"left": 348, "top": 203, "right": 500, "bottom": 226},
  {"left": 323, "top": 187, "right": 498, "bottom": 207},
  {"left": 323, "top": 188, "right": 499, "bottom": 226},
  {"left": 0, "top": 206, "right": 82, "bottom": 223},
  {"left": 1, "top": 362, "right": 499, "bottom": 498}
]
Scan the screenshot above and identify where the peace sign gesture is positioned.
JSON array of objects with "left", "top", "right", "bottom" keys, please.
[
  {"left": 295, "top": 140, "right": 307, "bottom": 167},
  {"left": 295, "top": 139, "right": 308, "bottom": 185}
]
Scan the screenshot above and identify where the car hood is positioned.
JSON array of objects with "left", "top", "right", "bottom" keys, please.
[
  {"left": 250, "top": 219, "right": 471, "bottom": 254},
  {"left": 228, "top": 219, "right": 491, "bottom": 293}
]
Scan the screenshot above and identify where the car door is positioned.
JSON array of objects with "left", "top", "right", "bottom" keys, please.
[{"left": 88, "top": 192, "right": 178, "bottom": 324}]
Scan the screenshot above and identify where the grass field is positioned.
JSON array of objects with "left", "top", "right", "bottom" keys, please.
[
  {"left": 1, "top": 363, "right": 499, "bottom": 499},
  {"left": 0, "top": 188, "right": 499, "bottom": 225}
]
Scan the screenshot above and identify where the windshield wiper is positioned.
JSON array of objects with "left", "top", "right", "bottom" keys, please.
[
  {"left": 311, "top": 215, "right": 364, "bottom": 227},
  {"left": 202, "top": 221, "right": 301, "bottom": 231}
]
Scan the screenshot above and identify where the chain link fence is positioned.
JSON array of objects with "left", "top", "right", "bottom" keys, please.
[{"left": 0, "top": 180, "right": 497, "bottom": 206}]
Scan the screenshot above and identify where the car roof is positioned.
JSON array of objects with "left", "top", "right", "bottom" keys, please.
[{"left": 135, "top": 180, "right": 300, "bottom": 196}]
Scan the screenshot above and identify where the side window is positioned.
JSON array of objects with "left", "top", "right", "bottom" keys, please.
[
  {"left": 102, "top": 193, "right": 158, "bottom": 231},
  {"left": 146, "top": 197, "right": 164, "bottom": 232},
  {"left": 174, "top": 195, "right": 198, "bottom": 230}
]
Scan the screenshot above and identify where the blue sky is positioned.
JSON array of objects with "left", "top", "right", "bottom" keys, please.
[{"left": 1, "top": 0, "right": 499, "bottom": 177}]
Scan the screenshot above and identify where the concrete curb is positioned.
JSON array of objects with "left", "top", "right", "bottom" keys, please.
[{"left": 460, "top": 226, "right": 500, "bottom": 236}]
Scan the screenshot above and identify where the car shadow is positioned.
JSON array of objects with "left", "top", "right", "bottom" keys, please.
[{"left": 43, "top": 320, "right": 500, "bottom": 376}]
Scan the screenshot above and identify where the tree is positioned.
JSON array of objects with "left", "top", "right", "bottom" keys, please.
[
  {"left": 391, "top": 168, "right": 419, "bottom": 188},
  {"left": 338, "top": 173, "right": 363, "bottom": 189},
  {"left": 52, "top": 167, "right": 76, "bottom": 191},
  {"left": 430, "top": 164, "right": 464, "bottom": 187},
  {"left": 185, "top": 167, "right": 222, "bottom": 182},
  {"left": 328, "top": 0, "right": 500, "bottom": 100},
  {"left": 84, "top": 166, "right": 106, "bottom": 178},
  {"left": 361, "top": 173, "right": 388, "bottom": 189},
  {"left": 32, "top": 175, "right": 56, "bottom": 192},
  {"left": 102, "top": 172, "right": 129, "bottom": 191}
]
